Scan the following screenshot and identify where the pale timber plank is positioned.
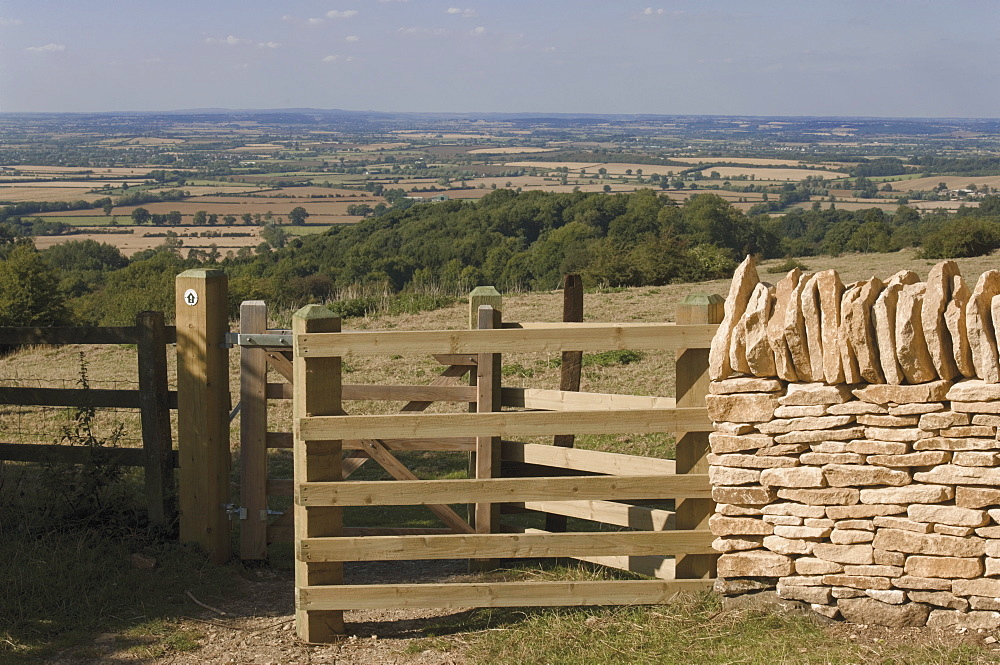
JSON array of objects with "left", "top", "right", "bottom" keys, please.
[
  {"left": 502, "top": 441, "right": 676, "bottom": 476},
  {"left": 297, "top": 579, "right": 714, "bottom": 610},
  {"left": 299, "top": 530, "right": 714, "bottom": 562},
  {"left": 295, "top": 324, "right": 719, "bottom": 357},
  {"left": 520, "top": 499, "right": 675, "bottom": 530},
  {"left": 299, "top": 408, "right": 711, "bottom": 441},
  {"left": 502, "top": 388, "right": 675, "bottom": 411},
  {"left": 298, "top": 474, "right": 711, "bottom": 506}
]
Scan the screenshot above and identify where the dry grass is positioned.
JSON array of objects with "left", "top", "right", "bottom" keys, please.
[{"left": 695, "top": 166, "right": 845, "bottom": 181}]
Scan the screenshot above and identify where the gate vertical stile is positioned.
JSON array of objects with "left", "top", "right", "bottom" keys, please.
[
  {"left": 472, "top": 304, "right": 502, "bottom": 571},
  {"left": 292, "top": 305, "right": 345, "bottom": 641},
  {"left": 240, "top": 300, "right": 269, "bottom": 560},
  {"left": 674, "top": 293, "right": 724, "bottom": 579}
]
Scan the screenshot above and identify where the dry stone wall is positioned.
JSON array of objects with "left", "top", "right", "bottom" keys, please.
[{"left": 708, "top": 257, "right": 1000, "bottom": 629}]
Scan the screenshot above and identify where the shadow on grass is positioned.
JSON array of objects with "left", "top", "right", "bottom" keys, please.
[{"left": 0, "top": 466, "right": 242, "bottom": 664}]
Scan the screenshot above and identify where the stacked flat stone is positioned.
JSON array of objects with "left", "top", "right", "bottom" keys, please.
[{"left": 708, "top": 257, "right": 1000, "bottom": 629}]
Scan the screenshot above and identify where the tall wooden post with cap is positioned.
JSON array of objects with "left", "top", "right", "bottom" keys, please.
[{"left": 175, "top": 269, "right": 232, "bottom": 564}]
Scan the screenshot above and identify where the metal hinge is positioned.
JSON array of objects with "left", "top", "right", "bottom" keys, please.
[
  {"left": 223, "top": 504, "right": 285, "bottom": 521},
  {"left": 223, "top": 332, "right": 293, "bottom": 349}
]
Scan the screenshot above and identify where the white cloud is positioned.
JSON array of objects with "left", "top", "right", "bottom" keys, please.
[
  {"left": 345, "top": 35, "right": 360, "bottom": 42},
  {"left": 326, "top": 10, "right": 358, "bottom": 19},
  {"left": 0, "top": 17, "right": 22, "bottom": 26},
  {"left": 308, "top": 17, "right": 324, "bottom": 24},
  {"left": 397, "top": 26, "right": 447, "bottom": 36},
  {"left": 446, "top": 7, "right": 475, "bottom": 17},
  {"left": 471, "top": 26, "right": 485, "bottom": 35},
  {"left": 206, "top": 35, "right": 250, "bottom": 46},
  {"left": 26, "top": 43, "right": 65, "bottom": 52},
  {"left": 643, "top": 7, "right": 665, "bottom": 15},
  {"left": 322, "top": 54, "right": 339, "bottom": 62},
  {"left": 257, "top": 41, "right": 280, "bottom": 49}
]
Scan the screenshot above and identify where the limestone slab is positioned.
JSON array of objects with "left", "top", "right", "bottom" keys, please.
[
  {"left": 705, "top": 393, "right": 779, "bottom": 423},
  {"left": 764, "top": 535, "right": 815, "bottom": 555},
  {"left": 968, "top": 270, "right": 1000, "bottom": 382},
  {"left": 866, "top": 451, "right": 952, "bottom": 467},
  {"left": 712, "top": 486, "right": 778, "bottom": 505},
  {"left": 839, "top": 284, "right": 863, "bottom": 384},
  {"left": 893, "top": 575, "right": 952, "bottom": 591},
  {"left": 762, "top": 503, "right": 827, "bottom": 518},
  {"left": 823, "top": 464, "right": 911, "bottom": 487},
  {"left": 706, "top": 453, "right": 799, "bottom": 469},
  {"left": 872, "top": 528, "right": 986, "bottom": 557},
  {"left": 848, "top": 277, "right": 886, "bottom": 383},
  {"left": 837, "top": 598, "right": 931, "bottom": 628},
  {"left": 757, "top": 415, "right": 855, "bottom": 435},
  {"left": 710, "top": 255, "right": 759, "bottom": 380},
  {"left": 709, "top": 377, "right": 784, "bottom": 394},
  {"left": 717, "top": 550, "right": 794, "bottom": 577},
  {"left": 709, "top": 514, "right": 773, "bottom": 536},
  {"left": 741, "top": 281, "right": 777, "bottom": 377},
  {"left": 796, "top": 557, "right": 844, "bottom": 575},
  {"left": 709, "top": 431, "right": 774, "bottom": 454},
  {"left": 709, "top": 466, "right": 760, "bottom": 486},
  {"left": 776, "top": 487, "right": 859, "bottom": 505},
  {"left": 773, "top": 427, "right": 865, "bottom": 444},
  {"left": 826, "top": 504, "right": 906, "bottom": 519},
  {"left": 779, "top": 382, "right": 853, "bottom": 406},
  {"left": 860, "top": 485, "right": 953, "bottom": 505},
  {"left": 828, "top": 401, "right": 888, "bottom": 415},
  {"left": 907, "top": 591, "right": 969, "bottom": 611},
  {"left": 923, "top": 261, "right": 961, "bottom": 381},
  {"left": 760, "top": 466, "right": 826, "bottom": 488},
  {"left": 813, "top": 543, "right": 874, "bottom": 565},
  {"left": 919, "top": 411, "right": 970, "bottom": 430},
  {"left": 852, "top": 380, "right": 952, "bottom": 405},
  {"left": 712, "top": 536, "right": 766, "bottom": 553},
  {"left": 904, "top": 556, "right": 984, "bottom": 579},
  {"left": 767, "top": 269, "right": 801, "bottom": 382},
  {"left": 945, "top": 273, "right": 976, "bottom": 378},
  {"left": 956, "top": 487, "right": 1000, "bottom": 509},
  {"left": 874, "top": 271, "right": 918, "bottom": 385},
  {"left": 815, "top": 269, "right": 845, "bottom": 384},
  {"left": 926, "top": 610, "right": 1000, "bottom": 631},
  {"left": 914, "top": 437, "right": 999, "bottom": 451},
  {"left": 873, "top": 516, "right": 934, "bottom": 533}
]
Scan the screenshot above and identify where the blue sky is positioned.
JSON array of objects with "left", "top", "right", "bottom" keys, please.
[{"left": 1, "top": 0, "right": 998, "bottom": 117}]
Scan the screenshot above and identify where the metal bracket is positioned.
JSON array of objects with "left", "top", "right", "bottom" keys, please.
[
  {"left": 223, "top": 503, "right": 247, "bottom": 520},
  {"left": 223, "top": 332, "right": 293, "bottom": 349}
]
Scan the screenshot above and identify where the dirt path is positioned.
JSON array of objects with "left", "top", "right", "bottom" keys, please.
[{"left": 47, "top": 561, "right": 475, "bottom": 665}]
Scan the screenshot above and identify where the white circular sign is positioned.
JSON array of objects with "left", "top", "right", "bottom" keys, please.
[{"left": 183, "top": 288, "right": 199, "bottom": 306}]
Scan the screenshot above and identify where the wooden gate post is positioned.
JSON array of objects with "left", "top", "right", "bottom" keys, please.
[
  {"left": 292, "top": 305, "right": 344, "bottom": 642},
  {"left": 674, "top": 293, "right": 724, "bottom": 579},
  {"left": 239, "top": 301, "right": 269, "bottom": 560},
  {"left": 547, "top": 274, "right": 584, "bottom": 533},
  {"left": 175, "top": 269, "right": 232, "bottom": 564},
  {"left": 137, "top": 310, "right": 174, "bottom": 529}
]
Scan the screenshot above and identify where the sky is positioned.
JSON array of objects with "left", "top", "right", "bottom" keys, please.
[{"left": 1, "top": 0, "right": 999, "bottom": 118}]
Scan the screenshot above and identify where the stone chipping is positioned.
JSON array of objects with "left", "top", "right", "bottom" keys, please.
[{"left": 708, "top": 256, "right": 1000, "bottom": 629}]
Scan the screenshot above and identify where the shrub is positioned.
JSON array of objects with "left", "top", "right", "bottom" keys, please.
[
  {"left": 766, "top": 258, "right": 810, "bottom": 274},
  {"left": 920, "top": 217, "right": 1000, "bottom": 259}
]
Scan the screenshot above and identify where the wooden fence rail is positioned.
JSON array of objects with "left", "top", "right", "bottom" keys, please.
[{"left": 0, "top": 313, "right": 177, "bottom": 527}]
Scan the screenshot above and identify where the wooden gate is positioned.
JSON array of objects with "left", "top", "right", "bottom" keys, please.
[{"left": 273, "top": 291, "right": 721, "bottom": 642}]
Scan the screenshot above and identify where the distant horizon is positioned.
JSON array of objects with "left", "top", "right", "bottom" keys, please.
[
  {"left": 2, "top": 1, "right": 998, "bottom": 117},
  {"left": 2, "top": 108, "right": 1000, "bottom": 123}
]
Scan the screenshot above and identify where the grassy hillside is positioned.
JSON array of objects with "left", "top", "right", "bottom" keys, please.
[{"left": 4, "top": 270, "right": 1000, "bottom": 664}]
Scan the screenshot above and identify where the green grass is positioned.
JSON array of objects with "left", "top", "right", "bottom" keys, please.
[
  {"left": 405, "top": 594, "right": 999, "bottom": 665},
  {"left": 0, "top": 463, "right": 234, "bottom": 664}
]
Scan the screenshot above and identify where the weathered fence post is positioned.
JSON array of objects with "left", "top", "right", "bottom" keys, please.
[
  {"left": 674, "top": 293, "right": 724, "bottom": 579},
  {"left": 467, "top": 286, "right": 502, "bottom": 525},
  {"left": 292, "top": 305, "right": 344, "bottom": 641},
  {"left": 240, "top": 300, "right": 269, "bottom": 560},
  {"left": 137, "top": 310, "right": 174, "bottom": 529},
  {"left": 175, "top": 269, "right": 232, "bottom": 564},
  {"left": 473, "top": 304, "right": 502, "bottom": 570},
  {"left": 547, "top": 274, "right": 584, "bottom": 533}
]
